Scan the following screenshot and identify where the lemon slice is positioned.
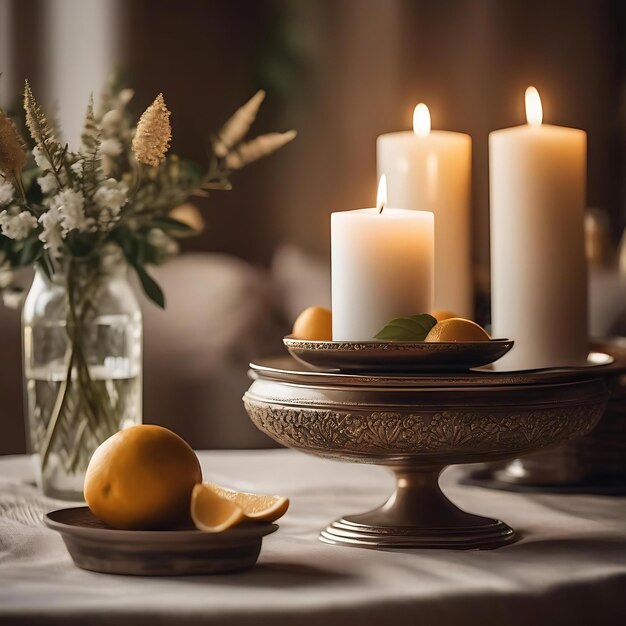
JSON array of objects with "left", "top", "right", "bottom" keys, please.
[
  {"left": 190, "top": 484, "right": 245, "bottom": 533},
  {"left": 202, "top": 483, "right": 290, "bottom": 522}
]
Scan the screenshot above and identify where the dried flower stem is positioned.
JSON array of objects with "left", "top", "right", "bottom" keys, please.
[
  {"left": 212, "top": 90, "right": 266, "bottom": 157},
  {"left": 39, "top": 263, "right": 119, "bottom": 470},
  {"left": 132, "top": 93, "right": 172, "bottom": 167},
  {"left": 13, "top": 173, "right": 27, "bottom": 203},
  {"left": 0, "top": 110, "right": 26, "bottom": 178},
  {"left": 225, "top": 130, "right": 297, "bottom": 170},
  {"left": 24, "top": 81, "right": 67, "bottom": 188}
]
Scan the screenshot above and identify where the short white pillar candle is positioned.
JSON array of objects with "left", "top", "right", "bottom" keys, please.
[{"left": 331, "top": 176, "right": 434, "bottom": 341}]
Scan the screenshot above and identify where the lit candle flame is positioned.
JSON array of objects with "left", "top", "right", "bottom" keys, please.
[
  {"left": 377, "top": 174, "right": 387, "bottom": 214},
  {"left": 413, "top": 103, "right": 431, "bottom": 136},
  {"left": 525, "top": 86, "right": 543, "bottom": 127}
]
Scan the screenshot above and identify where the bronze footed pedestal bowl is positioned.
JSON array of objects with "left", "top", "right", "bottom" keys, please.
[{"left": 244, "top": 357, "right": 608, "bottom": 550}]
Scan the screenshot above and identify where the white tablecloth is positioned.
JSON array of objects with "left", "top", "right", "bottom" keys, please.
[{"left": 1, "top": 450, "right": 626, "bottom": 625}]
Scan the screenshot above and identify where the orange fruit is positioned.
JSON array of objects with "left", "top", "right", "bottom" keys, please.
[
  {"left": 84, "top": 424, "right": 202, "bottom": 530},
  {"left": 432, "top": 310, "right": 458, "bottom": 322},
  {"left": 190, "top": 483, "right": 289, "bottom": 532},
  {"left": 204, "top": 483, "right": 289, "bottom": 522},
  {"left": 292, "top": 306, "right": 332, "bottom": 341},
  {"left": 425, "top": 318, "right": 490, "bottom": 342},
  {"left": 190, "top": 485, "right": 246, "bottom": 533}
]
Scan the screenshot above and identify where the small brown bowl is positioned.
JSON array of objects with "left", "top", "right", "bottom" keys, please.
[
  {"left": 283, "top": 336, "right": 514, "bottom": 372},
  {"left": 45, "top": 507, "right": 278, "bottom": 576}
]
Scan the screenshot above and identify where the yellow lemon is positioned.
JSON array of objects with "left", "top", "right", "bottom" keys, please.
[
  {"left": 191, "top": 483, "right": 290, "bottom": 532},
  {"left": 425, "top": 317, "right": 490, "bottom": 342},
  {"left": 432, "top": 310, "right": 458, "bottom": 322},
  {"left": 292, "top": 306, "right": 332, "bottom": 341},
  {"left": 84, "top": 425, "right": 202, "bottom": 530}
]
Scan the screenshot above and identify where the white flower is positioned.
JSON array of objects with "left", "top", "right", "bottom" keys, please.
[
  {"left": 71, "top": 160, "right": 84, "bottom": 177},
  {"left": 49, "top": 189, "right": 93, "bottom": 235},
  {"left": 101, "top": 109, "right": 122, "bottom": 133},
  {"left": 147, "top": 228, "right": 166, "bottom": 247},
  {"left": 0, "top": 208, "right": 38, "bottom": 240},
  {"left": 37, "top": 172, "right": 58, "bottom": 195},
  {"left": 147, "top": 228, "right": 179, "bottom": 261},
  {"left": 32, "top": 146, "right": 51, "bottom": 170},
  {"left": 0, "top": 271, "right": 12, "bottom": 289},
  {"left": 101, "top": 155, "right": 114, "bottom": 177},
  {"left": 100, "top": 138, "right": 123, "bottom": 158},
  {"left": 2, "top": 288, "right": 23, "bottom": 310},
  {"left": 0, "top": 179, "right": 14, "bottom": 205},
  {"left": 38, "top": 209, "right": 63, "bottom": 253},
  {"left": 118, "top": 89, "right": 134, "bottom": 107},
  {"left": 94, "top": 178, "right": 128, "bottom": 226}
]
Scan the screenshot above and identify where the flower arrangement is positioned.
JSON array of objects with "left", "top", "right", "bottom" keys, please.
[
  {"left": 0, "top": 78, "right": 295, "bottom": 487},
  {"left": 0, "top": 79, "right": 296, "bottom": 306}
]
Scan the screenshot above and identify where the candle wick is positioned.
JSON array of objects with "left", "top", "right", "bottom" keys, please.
[{"left": 376, "top": 174, "right": 387, "bottom": 214}]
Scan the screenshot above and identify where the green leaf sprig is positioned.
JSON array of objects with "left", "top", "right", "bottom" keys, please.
[{"left": 374, "top": 313, "right": 437, "bottom": 341}]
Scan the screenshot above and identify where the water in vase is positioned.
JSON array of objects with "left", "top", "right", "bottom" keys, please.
[{"left": 24, "top": 313, "right": 142, "bottom": 500}]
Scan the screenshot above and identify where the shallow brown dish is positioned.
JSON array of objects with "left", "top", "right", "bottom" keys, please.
[
  {"left": 45, "top": 507, "right": 277, "bottom": 576},
  {"left": 283, "top": 336, "right": 514, "bottom": 372}
]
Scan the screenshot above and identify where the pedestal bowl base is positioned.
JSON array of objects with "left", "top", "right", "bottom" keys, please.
[
  {"left": 244, "top": 356, "right": 608, "bottom": 551},
  {"left": 319, "top": 469, "right": 515, "bottom": 550}
]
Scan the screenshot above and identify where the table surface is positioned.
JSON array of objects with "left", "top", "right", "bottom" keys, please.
[{"left": 1, "top": 450, "right": 626, "bottom": 626}]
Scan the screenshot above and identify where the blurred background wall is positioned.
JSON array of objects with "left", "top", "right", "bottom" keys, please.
[{"left": 1, "top": 0, "right": 625, "bottom": 454}]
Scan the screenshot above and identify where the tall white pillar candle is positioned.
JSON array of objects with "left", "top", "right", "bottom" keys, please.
[
  {"left": 377, "top": 104, "right": 472, "bottom": 317},
  {"left": 489, "top": 87, "right": 588, "bottom": 369},
  {"left": 331, "top": 176, "right": 434, "bottom": 341}
]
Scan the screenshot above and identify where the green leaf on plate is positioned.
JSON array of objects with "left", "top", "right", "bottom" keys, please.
[{"left": 374, "top": 313, "right": 437, "bottom": 341}]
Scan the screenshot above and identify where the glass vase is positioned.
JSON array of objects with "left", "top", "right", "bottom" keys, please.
[{"left": 22, "top": 249, "right": 142, "bottom": 500}]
